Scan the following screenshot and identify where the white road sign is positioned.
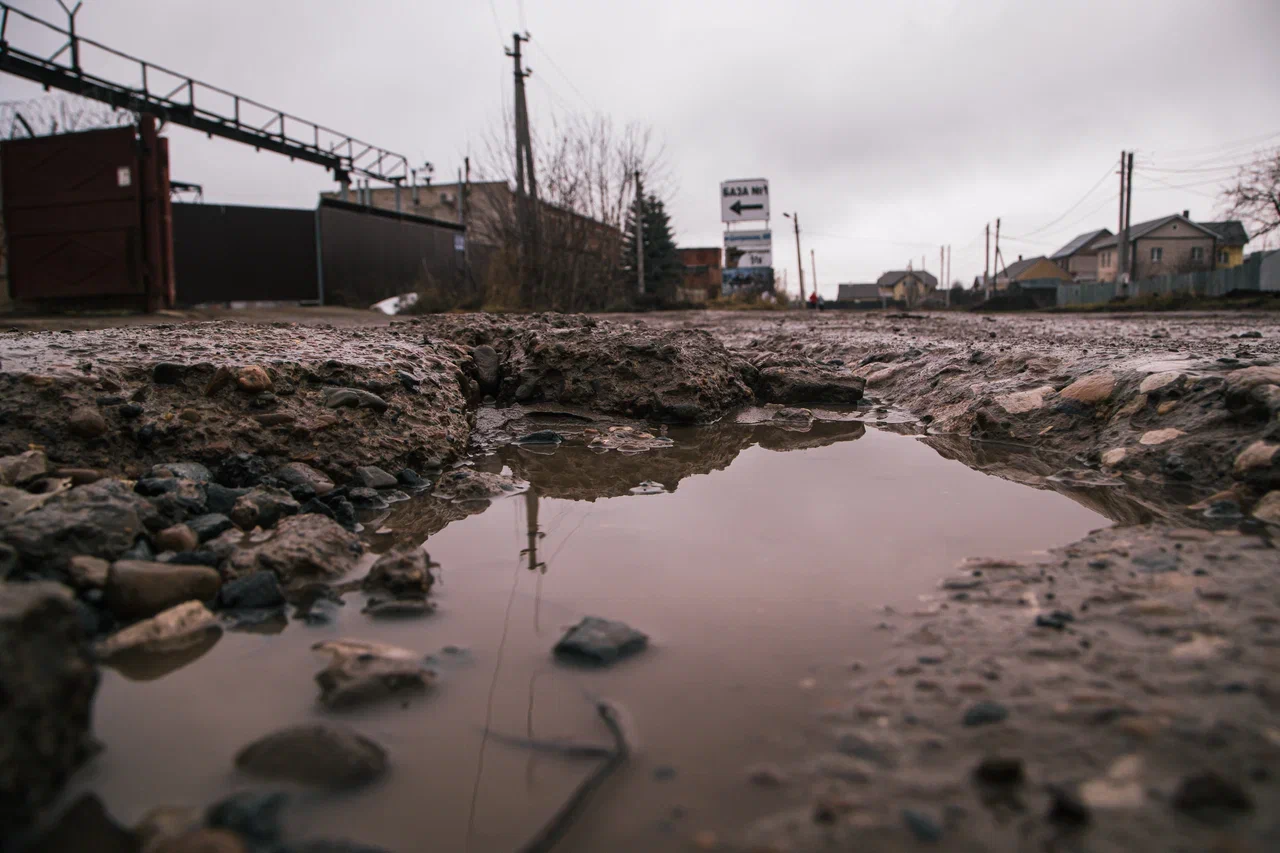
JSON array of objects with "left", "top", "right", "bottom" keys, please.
[
  {"left": 721, "top": 178, "right": 770, "bottom": 222},
  {"left": 723, "top": 229, "right": 772, "bottom": 252}
]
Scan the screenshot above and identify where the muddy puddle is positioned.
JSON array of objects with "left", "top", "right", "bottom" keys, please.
[{"left": 67, "top": 421, "right": 1137, "bottom": 852}]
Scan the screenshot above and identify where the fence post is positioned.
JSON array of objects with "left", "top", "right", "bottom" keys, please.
[{"left": 313, "top": 207, "right": 325, "bottom": 305}]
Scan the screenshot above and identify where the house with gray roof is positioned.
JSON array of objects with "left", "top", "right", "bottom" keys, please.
[
  {"left": 1093, "top": 212, "right": 1221, "bottom": 281},
  {"left": 836, "top": 283, "right": 883, "bottom": 306},
  {"left": 1198, "top": 221, "right": 1251, "bottom": 269},
  {"left": 1049, "top": 228, "right": 1112, "bottom": 281}
]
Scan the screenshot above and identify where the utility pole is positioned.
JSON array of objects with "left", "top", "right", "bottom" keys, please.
[
  {"left": 634, "top": 170, "right": 645, "bottom": 295},
  {"left": 810, "top": 249, "right": 818, "bottom": 300},
  {"left": 1124, "top": 151, "right": 1134, "bottom": 281},
  {"left": 984, "top": 223, "right": 990, "bottom": 300},
  {"left": 946, "top": 244, "right": 952, "bottom": 306},
  {"left": 507, "top": 32, "right": 538, "bottom": 307},
  {"left": 993, "top": 217, "right": 1002, "bottom": 287},
  {"left": 1116, "top": 151, "right": 1127, "bottom": 285},
  {"left": 787, "top": 212, "right": 806, "bottom": 302}
]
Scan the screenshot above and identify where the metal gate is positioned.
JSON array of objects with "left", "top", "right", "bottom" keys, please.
[{"left": 0, "top": 117, "right": 173, "bottom": 310}]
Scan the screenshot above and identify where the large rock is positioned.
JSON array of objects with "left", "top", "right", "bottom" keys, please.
[
  {"left": 227, "top": 513, "right": 362, "bottom": 584},
  {"left": 0, "top": 582, "right": 100, "bottom": 833},
  {"left": 362, "top": 546, "right": 433, "bottom": 598},
  {"left": 1059, "top": 372, "right": 1116, "bottom": 405},
  {"left": 471, "top": 344, "right": 501, "bottom": 392},
  {"left": 312, "top": 639, "right": 433, "bottom": 709},
  {"left": 754, "top": 366, "right": 866, "bottom": 405},
  {"left": 105, "top": 560, "right": 222, "bottom": 621},
  {"left": 0, "top": 479, "right": 156, "bottom": 579},
  {"left": 275, "top": 462, "right": 334, "bottom": 496},
  {"left": 229, "top": 486, "right": 300, "bottom": 531},
  {"left": 96, "top": 600, "right": 219, "bottom": 660},
  {"left": 234, "top": 723, "right": 388, "bottom": 788},
  {"left": 0, "top": 450, "right": 48, "bottom": 487}
]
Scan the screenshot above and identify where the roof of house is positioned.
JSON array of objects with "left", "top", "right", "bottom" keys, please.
[
  {"left": 999, "top": 256, "right": 1048, "bottom": 281},
  {"left": 876, "top": 269, "right": 938, "bottom": 289},
  {"left": 1092, "top": 214, "right": 1218, "bottom": 248},
  {"left": 1050, "top": 228, "right": 1112, "bottom": 260},
  {"left": 1198, "top": 220, "right": 1250, "bottom": 246},
  {"left": 838, "top": 283, "right": 881, "bottom": 301}
]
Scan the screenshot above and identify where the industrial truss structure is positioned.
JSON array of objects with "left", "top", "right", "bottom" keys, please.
[{"left": 0, "top": 1, "right": 408, "bottom": 185}]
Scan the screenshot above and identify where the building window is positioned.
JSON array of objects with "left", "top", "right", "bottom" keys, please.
[
  {"left": 1191, "top": 247, "right": 1204, "bottom": 262},
  {"left": 1150, "top": 247, "right": 1163, "bottom": 262},
  {"left": 1218, "top": 250, "right": 1229, "bottom": 264}
]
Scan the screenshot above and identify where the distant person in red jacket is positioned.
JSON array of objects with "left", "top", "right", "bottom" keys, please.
[{"left": 808, "top": 291, "right": 818, "bottom": 310}]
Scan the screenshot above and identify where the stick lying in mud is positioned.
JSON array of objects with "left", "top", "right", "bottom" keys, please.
[{"left": 515, "top": 696, "right": 633, "bottom": 853}]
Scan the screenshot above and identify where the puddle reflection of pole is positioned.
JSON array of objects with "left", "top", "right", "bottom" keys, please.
[{"left": 523, "top": 488, "right": 546, "bottom": 634}]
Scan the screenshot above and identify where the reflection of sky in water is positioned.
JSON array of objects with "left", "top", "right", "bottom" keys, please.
[{"left": 74, "top": 428, "right": 1113, "bottom": 853}]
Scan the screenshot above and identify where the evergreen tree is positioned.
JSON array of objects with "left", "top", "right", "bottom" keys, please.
[{"left": 622, "top": 193, "right": 683, "bottom": 299}]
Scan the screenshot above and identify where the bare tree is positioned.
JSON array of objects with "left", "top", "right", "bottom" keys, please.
[
  {"left": 1221, "top": 148, "right": 1280, "bottom": 241},
  {"left": 471, "top": 112, "right": 671, "bottom": 311},
  {"left": 0, "top": 94, "right": 135, "bottom": 139}
]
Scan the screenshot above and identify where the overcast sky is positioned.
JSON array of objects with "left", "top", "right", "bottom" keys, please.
[{"left": 3, "top": 0, "right": 1278, "bottom": 297}]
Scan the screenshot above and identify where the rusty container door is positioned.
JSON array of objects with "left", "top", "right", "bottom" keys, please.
[{"left": 0, "top": 124, "right": 157, "bottom": 305}]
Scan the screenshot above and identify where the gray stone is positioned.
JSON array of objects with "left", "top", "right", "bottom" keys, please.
[
  {"left": 275, "top": 462, "right": 334, "bottom": 496},
  {"left": 155, "top": 524, "right": 199, "bottom": 554},
  {"left": 187, "top": 514, "right": 234, "bottom": 542},
  {"left": 362, "top": 546, "right": 433, "bottom": 598},
  {"left": 95, "top": 600, "right": 220, "bottom": 660},
  {"left": 352, "top": 466, "right": 397, "bottom": 490},
  {"left": 0, "top": 450, "right": 48, "bottom": 487},
  {"left": 1171, "top": 771, "right": 1252, "bottom": 822},
  {"left": 0, "top": 479, "right": 156, "bottom": 578},
  {"left": 105, "top": 560, "right": 221, "bottom": 620},
  {"left": 205, "top": 483, "right": 250, "bottom": 516},
  {"left": 901, "top": 809, "right": 943, "bottom": 843},
  {"left": 206, "top": 790, "right": 288, "bottom": 844},
  {"left": 312, "top": 639, "right": 433, "bottom": 709},
  {"left": 0, "top": 582, "right": 100, "bottom": 832},
  {"left": 67, "top": 407, "right": 109, "bottom": 439},
  {"left": 152, "top": 362, "right": 188, "bottom": 384},
  {"left": 149, "top": 462, "right": 212, "bottom": 483},
  {"left": 324, "top": 388, "right": 389, "bottom": 413},
  {"left": 230, "top": 487, "right": 300, "bottom": 531},
  {"left": 962, "top": 701, "right": 1009, "bottom": 726},
  {"left": 234, "top": 723, "right": 388, "bottom": 789},
  {"left": 229, "top": 513, "right": 362, "bottom": 584},
  {"left": 1132, "top": 550, "right": 1178, "bottom": 573},
  {"left": 472, "top": 344, "right": 500, "bottom": 391},
  {"left": 219, "top": 571, "right": 285, "bottom": 610},
  {"left": 554, "top": 616, "right": 648, "bottom": 665}
]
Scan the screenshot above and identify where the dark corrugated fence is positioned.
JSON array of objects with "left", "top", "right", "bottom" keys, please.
[
  {"left": 172, "top": 198, "right": 468, "bottom": 307},
  {"left": 317, "top": 198, "right": 465, "bottom": 307},
  {"left": 173, "top": 203, "right": 318, "bottom": 304}
]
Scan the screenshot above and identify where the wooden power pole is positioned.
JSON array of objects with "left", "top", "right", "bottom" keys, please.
[
  {"left": 984, "top": 223, "right": 991, "bottom": 299},
  {"left": 634, "top": 170, "right": 645, "bottom": 295},
  {"left": 1125, "top": 151, "right": 1134, "bottom": 281},
  {"left": 790, "top": 213, "right": 805, "bottom": 302},
  {"left": 1116, "top": 150, "right": 1128, "bottom": 285},
  {"left": 507, "top": 33, "right": 538, "bottom": 307},
  {"left": 810, "top": 249, "right": 818, "bottom": 299}
]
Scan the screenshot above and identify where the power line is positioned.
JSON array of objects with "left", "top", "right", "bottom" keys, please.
[
  {"left": 486, "top": 0, "right": 505, "bottom": 45},
  {"left": 1007, "top": 157, "right": 1117, "bottom": 239},
  {"left": 529, "top": 42, "right": 596, "bottom": 112}
]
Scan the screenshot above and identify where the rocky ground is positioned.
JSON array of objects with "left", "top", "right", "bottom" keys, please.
[{"left": 0, "top": 307, "right": 1276, "bottom": 852}]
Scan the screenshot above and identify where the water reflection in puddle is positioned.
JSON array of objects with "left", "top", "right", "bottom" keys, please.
[{"left": 73, "top": 425, "right": 1120, "bottom": 852}]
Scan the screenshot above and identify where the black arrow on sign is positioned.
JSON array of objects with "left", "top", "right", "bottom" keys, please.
[{"left": 729, "top": 201, "right": 764, "bottom": 215}]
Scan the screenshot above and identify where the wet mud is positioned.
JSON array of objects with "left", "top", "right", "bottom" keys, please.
[{"left": 0, "top": 308, "right": 1276, "bottom": 852}]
